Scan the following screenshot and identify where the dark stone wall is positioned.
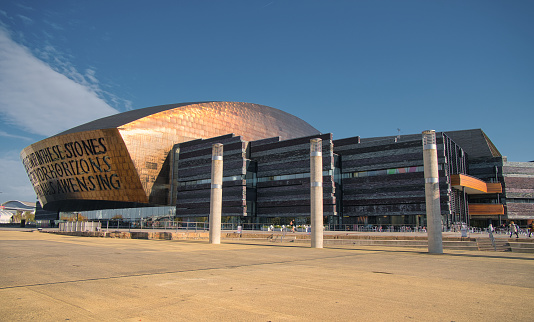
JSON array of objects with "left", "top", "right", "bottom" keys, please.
[
  {"left": 506, "top": 203, "right": 534, "bottom": 219},
  {"left": 461, "top": 157, "right": 502, "bottom": 207},
  {"left": 175, "top": 133, "right": 336, "bottom": 219},
  {"left": 176, "top": 135, "right": 247, "bottom": 217},
  {"left": 171, "top": 130, "right": 528, "bottom": 223},
  {"left": 251, "top": 133, "right": 336, "bottom": 218},
  {"left": 334, "top": 135, "right": 451, "bottom": 218},
  {"left": 502, "top": 162, "right": 534, "bottom": 219},
  {"left": 467, "top": 157, "right": 503, "bottom": 182}
]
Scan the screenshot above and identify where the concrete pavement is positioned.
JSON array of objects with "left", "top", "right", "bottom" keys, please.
[{"left": 1, "top": 230, "right": 533, "bottom": 321}]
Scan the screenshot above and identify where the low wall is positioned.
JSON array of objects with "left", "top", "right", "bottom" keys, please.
[
  {"left": 50, "top": 230, "right": 209, "bottom": 240},
  {"left": 46, "top": 230, "right": 478, "bottom": 246},
  {"left": 59, "top": 221, "right": 101, "bottom": 232},
  {"left": 223, "top": 232, "right": 476, "bottom": 242}
]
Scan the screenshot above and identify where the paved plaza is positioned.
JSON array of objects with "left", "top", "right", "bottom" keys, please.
[{"left": 1, "top": 229, "right": 533, "bottom": 321}]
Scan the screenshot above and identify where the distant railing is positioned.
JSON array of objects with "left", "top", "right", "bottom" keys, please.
[
  {"left": 57, "top": 220, "right": 522, "bottom": 235},
  {"left": 86, "top": 221, "right": 429, "bottom": 233}
]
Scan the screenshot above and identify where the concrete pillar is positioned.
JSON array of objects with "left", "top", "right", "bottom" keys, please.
[
  {"left": 422, "top": 130, "right": 443, "bottom": 254},
  {"left": 310, "top": 138, "right": 323, "bottom": 248},
  {"left": 209, "top": 143, "right": 223, "bottom": 244}
]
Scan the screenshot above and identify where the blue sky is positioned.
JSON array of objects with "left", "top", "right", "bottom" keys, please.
[{"left": 0, "top": 0, "right": 532, "bottom": 203}]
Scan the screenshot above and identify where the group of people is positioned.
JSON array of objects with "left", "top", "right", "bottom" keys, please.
[
  {"left": 506, "top": 221, "right": 534, "bottom": 238},
  {"left": 267, "top": 220, "right": 307, "bottom": 233}
]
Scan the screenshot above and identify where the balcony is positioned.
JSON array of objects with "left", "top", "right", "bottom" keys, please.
[
  {"left": 469, "top": 204, "right": 505, "bottom": 216},
  {"left": 451, "top": 174, "right": 502, "bottom": 194}
]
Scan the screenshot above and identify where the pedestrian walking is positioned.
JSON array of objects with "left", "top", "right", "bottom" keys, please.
[
  {"left": 509, "top": 221, "right": 519, "bottom": 238},
  {"left": 488, "top": 223, "right": 494, "bottom": 238}
]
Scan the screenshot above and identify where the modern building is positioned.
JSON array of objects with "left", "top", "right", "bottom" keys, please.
[
  {"left": 0, "top": 200, "right": 36, "bottom": 224},
  {"left": 21, "top": 101, "right": 534, "bottom": 228},
  {"left": 20, "top": 102, "right": 319, "bottom": 212}
]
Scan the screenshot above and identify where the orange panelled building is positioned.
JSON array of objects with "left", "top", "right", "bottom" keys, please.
[{"left": 21, "top": 102, "right": 319, "bottom": 212}]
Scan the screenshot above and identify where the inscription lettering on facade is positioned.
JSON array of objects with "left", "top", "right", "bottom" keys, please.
[{"left": 21, "top": 137, "right": 122, "bottom": 198}]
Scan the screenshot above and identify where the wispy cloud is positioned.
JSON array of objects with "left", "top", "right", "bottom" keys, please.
[
  {"left": 16, "top": 14, "right": 33, "bottom": 25},
  {"left": 0, "top": 130, "right": 32, "bottom": 141},
  {"left": 43, "top": 20, "right": 63, "bottom": 30},
  {"left": 15, "top": 3, "right": 34, "bottom": 11},
  {"left": 33, "top": 42, "right": 132, "bottom": 112},
  {"left": 0, "top": 28, "right": 119, "bottom": 137}
]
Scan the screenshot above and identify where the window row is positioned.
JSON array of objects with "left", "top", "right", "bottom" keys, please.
[
  {"left": 178, "top": 175, "right": 246, "bottom": 187},
  {"left": 341, "top": 165, "right": 431, "bottom": 179}
]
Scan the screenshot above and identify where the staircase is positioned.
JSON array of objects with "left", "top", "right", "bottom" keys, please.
[
  {"left": 224, "top": 232, "right": 534, "bottom": 252},
  {"left": 508, "top": 239, "right": 534, "bottom": 253},
  {"left": 476, "top": 237, "right": 511, "bottom": 252}
]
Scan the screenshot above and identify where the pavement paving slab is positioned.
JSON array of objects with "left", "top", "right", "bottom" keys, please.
[{"left": 1, "top": 230, "right": 533, "bottom": 321}]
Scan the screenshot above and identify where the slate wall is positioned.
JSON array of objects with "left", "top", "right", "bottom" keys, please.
[
  {"left": 176, "top": 135, "right": 247, "bottom": 217},
  {"left": 334, "top": 134, "right": 452, "bottom": 221},
  {"left": 503, "top": 161, "right": 534, "bottom": 219},
  {"left": 250, "top": 133, "right": 336, "bottom": 218}
]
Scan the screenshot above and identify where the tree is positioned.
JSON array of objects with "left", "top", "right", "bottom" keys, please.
[
  {"left": 23, "top": 211, "right": 35, "bottom": 223},
  {"left": 11, "top": 210, "right": 22, "bottom": 223},
  {"left": 60, "top": 213, "right": 88, "bottom": 221}
]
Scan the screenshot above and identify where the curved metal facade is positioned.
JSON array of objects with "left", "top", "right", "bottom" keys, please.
[{"left": 21, "top": 102, "right": 320, "bottom": 211}]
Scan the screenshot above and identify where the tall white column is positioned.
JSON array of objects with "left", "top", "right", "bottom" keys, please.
[
  {"left": 310, "top": 138, "right": 323, "bottom": 248},
  {"left": 209, "top": 143, "right": 223, "bottom": 244},
  {"left": 422, "top": 130, "right": 443, "bottom": 254}
]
